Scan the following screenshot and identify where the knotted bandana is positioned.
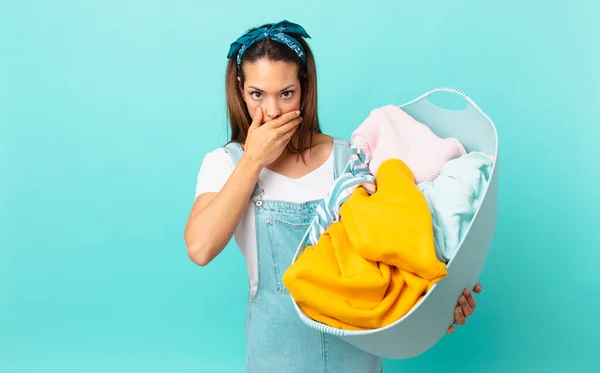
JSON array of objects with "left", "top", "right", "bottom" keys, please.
[{"left": 227, "top": 20, "right": 311, "bottom": 68}]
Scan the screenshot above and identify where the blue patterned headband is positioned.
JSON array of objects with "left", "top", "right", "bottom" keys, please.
[{"left": 227, "top": 20, "right": 311, "bottom": 68}]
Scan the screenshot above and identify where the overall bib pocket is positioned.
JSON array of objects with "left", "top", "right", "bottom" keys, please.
[{"left": 266, "top": 218, "right": 311, "bottom": 294}]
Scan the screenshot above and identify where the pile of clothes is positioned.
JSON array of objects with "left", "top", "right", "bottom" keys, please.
[{"left": 282, "top": 105, "right": 494, "bottom": 331}]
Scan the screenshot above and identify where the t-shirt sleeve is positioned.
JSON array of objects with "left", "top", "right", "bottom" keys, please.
[{"left": 194, "top": 148, "right": 235, "bottom": 198}]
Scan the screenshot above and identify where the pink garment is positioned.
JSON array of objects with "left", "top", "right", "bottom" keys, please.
[{"left": 351, "top": 105, "right": 467, "bottom": 183}]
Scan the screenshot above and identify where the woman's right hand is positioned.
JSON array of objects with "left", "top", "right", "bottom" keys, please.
[{"left": 243, "top": 107, "right": 303, "bottom": 168}]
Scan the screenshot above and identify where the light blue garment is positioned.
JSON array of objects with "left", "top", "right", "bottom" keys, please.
[
  {"left": 224, "top": 138, "right": 383, "bottom": 373},
  {"left": 306, "top": 145, "right": 376, "bottom": 246},
  {"left": 417, "top": 151, "right": 494, "bottom": 262}
]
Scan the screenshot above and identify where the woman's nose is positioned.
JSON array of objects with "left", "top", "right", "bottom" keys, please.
[{"left": 263, "top": 100, "right": 281, "bottom": 120}]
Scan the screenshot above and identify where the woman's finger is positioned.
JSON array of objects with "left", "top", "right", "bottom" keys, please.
[
  {"left": 464, "top": 288, "right": 477, "bottom": 309},
  {"left": 454, "top": 306, "right": 466, "bottom": 326},
  {"left": 459, "top": 295, "right": 474, "bottom": 318},
  {"left": 277, "top": 116, "right": 303, "bottom": 137},
  {"left": 249, "top": 107, "right": 263, "bottom": 129},
  {"left": 474, "top": 283, "right": 482, "bottom": 294},
  {"left": 270, "top": 109, "right": 301, "bottom": 128},
  {"left": 280, "top": 120, "right": 301, "bottom": 142},
  {"left": 447, "top": 325, "right": 456, "bottom": 334}
]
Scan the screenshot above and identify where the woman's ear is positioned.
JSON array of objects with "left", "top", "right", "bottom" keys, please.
[
  {"left": 237, "top": 76, "right": 243, "bottom": 93},
  {"left": 237, "top": 76, "right": 247, "bottom": 103}
]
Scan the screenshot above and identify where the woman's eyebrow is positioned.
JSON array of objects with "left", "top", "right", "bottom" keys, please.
[{"left": 248, "top": 84, "right": 296, "bottom": 92}]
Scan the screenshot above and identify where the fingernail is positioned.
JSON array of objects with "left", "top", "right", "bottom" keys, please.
[
  {"left": 464, "top": 289, "right": 470, "bottom": 296},
  {"left": 460, "top": 296, "right": 466, "bottom": 304},
  {"left": 256, "top": 107, "right": 260, "bottom": 114},
  {"left": 296, "top": 110, "right": 301, "bottom": 115},
  {"left": 456, "top": 306, "right": 462, "bottom": 312}
]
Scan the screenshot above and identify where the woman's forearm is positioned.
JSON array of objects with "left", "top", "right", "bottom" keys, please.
[{"left": 184, "top": 154, "right": 262, "bottom": 266}]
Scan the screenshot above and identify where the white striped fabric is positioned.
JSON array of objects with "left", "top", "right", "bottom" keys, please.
[{"left": 307, "top": 146, "right": 377, "bottom": 246}]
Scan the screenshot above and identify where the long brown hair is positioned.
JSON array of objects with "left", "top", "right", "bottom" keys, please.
[{"left": 225, "top": 23, "right": 321, "bottom": 156}]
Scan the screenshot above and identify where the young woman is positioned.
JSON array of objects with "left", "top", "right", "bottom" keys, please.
[{"left": 184, "top": 20, "right": 482, "bottom": 372}]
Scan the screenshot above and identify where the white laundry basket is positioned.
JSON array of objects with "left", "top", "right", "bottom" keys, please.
[{"left": 289, "top": 86, "right": 499, "bottom": 359}]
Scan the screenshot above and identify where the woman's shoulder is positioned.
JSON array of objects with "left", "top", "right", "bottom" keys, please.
[
  {"left": 310, "top": 133, "right": 350, "bottom": 156},
  {"left": 199, "top": 145, "right": 236, "bottom": 170},
  {"left": 315, "top": 133, "right": 349, "bottom": 143},
  {"left": 312, "top": 133, "right": 347, "bottom": 148},
  {"left": 201, "top": 146, "right": 227, "bottom": 160},
  {"left": 314, "top": 133, "right": 350, "bottom": 151},
  {"left": 195, "top": 145, "right": 237, "bottom": 195},
  {"left": 314, "top": 133, "right": 334, "bottom": 143}
]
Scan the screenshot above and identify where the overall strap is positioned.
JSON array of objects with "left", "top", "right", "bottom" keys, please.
[
  {"left": 224, "top": 141, "right": 244, "bottom": 165},
  {"left": 223, "top": 142, "right": 263, "bottom": 199},
  {"left": 332, "top": 137, "right": 351, "bottom": 179}
]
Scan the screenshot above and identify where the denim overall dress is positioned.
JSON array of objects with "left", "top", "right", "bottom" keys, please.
[{"left": 224, "top": 138, "right": 383, "bottom": 373}]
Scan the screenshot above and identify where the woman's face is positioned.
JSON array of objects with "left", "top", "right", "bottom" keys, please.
[{"left": 240, "top": 59, "right": 302, "bottom": 124}]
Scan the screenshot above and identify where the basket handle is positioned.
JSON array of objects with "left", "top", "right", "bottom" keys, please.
[{"left": 424, "top": 86, "right": 469, "bottom": 99}]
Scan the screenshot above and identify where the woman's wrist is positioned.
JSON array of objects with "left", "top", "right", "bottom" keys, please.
[{"left": 239, "top": 153, "right": 264, "bottom": 177}]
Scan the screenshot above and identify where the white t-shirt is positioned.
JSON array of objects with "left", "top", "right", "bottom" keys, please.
[{"left": 194, "top": 147, "right": 335, "bottom": 296}]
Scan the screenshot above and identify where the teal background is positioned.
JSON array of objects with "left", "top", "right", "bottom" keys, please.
[{"left": 2, "top": 0, "right": 599, "bottom": 372}]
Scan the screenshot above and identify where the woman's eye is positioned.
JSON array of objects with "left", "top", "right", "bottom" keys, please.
[
  {"left": 250, "top": 92, "right": 262, "bottom": 99},
  {"left": 282, "top": 91, "right": 293, "bottom": 99}
]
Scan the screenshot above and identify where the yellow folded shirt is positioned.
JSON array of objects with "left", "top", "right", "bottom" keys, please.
[{"left": 283, "top": 158, "right": 447, "bottom": 330}]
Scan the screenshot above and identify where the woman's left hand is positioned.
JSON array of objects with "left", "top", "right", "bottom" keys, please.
[{"left": 447, "top": 283, "right": 482, "bottom": 334}]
